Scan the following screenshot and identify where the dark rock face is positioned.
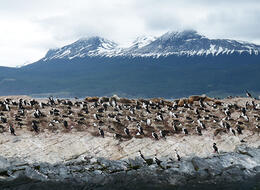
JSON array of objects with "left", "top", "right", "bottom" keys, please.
[{"left": 0, "top": 145, "right": 260, "bottom": 189}]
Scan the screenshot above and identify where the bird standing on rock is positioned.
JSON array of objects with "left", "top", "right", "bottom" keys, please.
[
  {"left": 196, "top": 126, "right": 202, "bottom": 135},
  {"left": 152, "top": 132, "right": 159, "bottom": 140},
  {"left": 93, "top": 114, "right": 99, "bottom": 120},
  {"left": 63, "top": 120, "right": 68, "bottom": 129},
  {"left": 154, "top": 156, "right": 162, "bottom": 166},
  {"left": 175, "top": 149, "right": 181, "bottom": 161},
  {"left": 138, "top": 150, "right": 145, "bottom": 160},
  {"left": 159, "top": 130, "right": 166, "bottom": 138},
  {"left": 246, "top": 90, "right": 252, "bottom": 98},
  {"left": 137, "top": 125, "right": 144, "bottom": 135},
  {"left": 230, "top": 128, "right": 236, "bottom": 135},
  {"left": 197, "top": 120, "right": 206, "bottom": 129},
  {"left": 124, "top": 127, "right": 130, "bottom": 136},
  {"left": 32, "top": 121, "right": 39, "bottom": 133},
  {"left": 183, "top": 128, "right": 188, "bottom": 135},
  {"left": 236, "top": 125, "right": 242, "bottom": 135},
  {"left": 98, "top": 128, "right": 104, "bottom": 138},
  {"left": 9, "top": 125, "right": 16, "bottom": 136},
  {"left": 172, "top": 123, "right": 178, "bottom": 132},
  {"left": 213, "top": 143, "right": 219, "bottom": 154}
]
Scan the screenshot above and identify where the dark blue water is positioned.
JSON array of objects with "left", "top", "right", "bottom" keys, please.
[{"left": 1, "top": 177, "right": 260, "bottom": 190}]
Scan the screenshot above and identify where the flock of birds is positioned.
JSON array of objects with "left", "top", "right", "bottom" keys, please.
[{"left": 0, "top": 91, "right": 259, "bottom": 162}]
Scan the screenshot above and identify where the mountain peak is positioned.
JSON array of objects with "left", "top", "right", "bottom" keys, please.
[
  {"left": 74, "top": 36, "right": 118, "bottom": 49},
  {"left": 160, "top": 30, "right": 203, "bottom": 41},
  {"left": 43, "top": 36, "right": 118, "bottom": 61}
]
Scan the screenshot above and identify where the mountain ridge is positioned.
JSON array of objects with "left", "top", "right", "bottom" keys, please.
[{"left": 42, "top": 30, "right": 260, "bottom": 61}]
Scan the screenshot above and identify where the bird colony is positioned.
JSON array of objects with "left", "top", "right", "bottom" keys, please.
[{"left": 0, "top": 95, "right": 259, "bottom": 154}]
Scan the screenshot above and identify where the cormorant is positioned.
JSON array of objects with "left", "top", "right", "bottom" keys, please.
[{"left": 213, "top": 143, "right": 219, "bottom": 154}]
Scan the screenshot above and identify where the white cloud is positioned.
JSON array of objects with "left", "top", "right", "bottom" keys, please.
[{"left": 0, "top": 0, "right": 259, "bottom": 67}]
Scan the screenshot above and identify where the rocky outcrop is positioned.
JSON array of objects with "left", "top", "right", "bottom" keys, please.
[
  {"left": 0, "top": 145, "right": 260, "bottom": 189},
  {"left": 1, "top": 96, "right": 260, "bottom": 189}
]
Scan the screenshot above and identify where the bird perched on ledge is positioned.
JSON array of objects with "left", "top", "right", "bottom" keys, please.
[
  {"left": 9, "top": 125, "right": 16, "bottom": 136},
  {"left": 98, "top": 128, "right": 104, "bottom": 138},
  {"left": 152, "top": 131, "right": 159, "bottom": 140},
  {"left": 246, "top": 90, "right": 252, "bottom": 98},
  {"left": 213, "top": 143, "right": 219, "bottom": 154},
  {"left": 175, "top": 149, "right": 181, "bottom": 161}
]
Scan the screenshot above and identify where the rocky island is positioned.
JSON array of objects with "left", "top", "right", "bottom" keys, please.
[{"left": 0, "top": 95, "right": 260, "bottom": 189}]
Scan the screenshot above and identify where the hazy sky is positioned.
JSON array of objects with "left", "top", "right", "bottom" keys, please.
[{"left": 0, "top": 0, "right": 260, "bottom": 67}]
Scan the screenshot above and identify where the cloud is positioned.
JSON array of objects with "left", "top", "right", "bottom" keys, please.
[{"left": 0, "top": 0, "right": 259, "bottom": 67}]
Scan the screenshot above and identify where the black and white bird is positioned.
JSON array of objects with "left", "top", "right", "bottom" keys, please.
[
  {"left": 241, "top": 114, "right": 249, "bottom": 122},
  {"left": 93, "top": 114, "right": 99, "bottom": 120},
  {"left": 230, "top": 128, "right": 236, "bottom": 135},
  {"left": 153, "top": 155, "right": 162, "bottom": 166},
  {"left": 152, "top": 131, "right": 159, "bottom": 140},
  {"left": 246, "top": 90, "right": 252, "bottom": 98},
  {"left": 97, "top": 108, "right": 104, "bottom": 113},
  {"left": 213, "top": 143, "right": 219, "bottom": 154},
  {"left": 224, "top": 121, "right": 231, "bottom": 131},
  {"left": 159, "top": 130, "right": 166, "bottom": 138},
  {"left": 196, "top": 126, "right": 202, "bottom": 135},
  {"left": 236, "top": 125, "right": 242, "bottom": 135},
  {"left": 146, "top": 107, "right": 151, "bottom": 114},
  {"left": 137, "top": 125, "right": 144, "bottom": 135},
  {"left": 199, "top": 99, "right": 205, "bottom": 108},
  {"left": 194, "top": 108, "right": 199, "bottom": 115},
  {"left": 5, "top": 104, "right": 10, "bottom": 111},
  {"left": 98, "top": 128, "right": 104, "bottom": 138},
  {"left": 219, "top": 120, "right": 225, "bottom": 128},
  {"left": 156, "top": 114, "right": 163, "bottom": 121},
  {"left": 138, "top": 150, "right": 145, "bottom": 160},
  {"left": 32, "top": 121, "right": 39, "bottom": 133},
  {"left": 224, "top": 109, "right": 231, "bottom": 117},
  {"left": 63, "top": 120, "right": 68, "bottom": 129},
  {"left": 130, "top": 108, "right": 135, "bottom": 115},
  {"left": 9, "top": 125, "right": 16, "bottom": 136},
  {"left": 173, "top": 123, "right": 178, "bottom": 132},
  {"left": 124, "top": 127, "right": 130, "bottom": 136},
  {"left": 197, "top": 120, "right": 206, "bottom": 129},
  {"left": 126, "top": 115, "right": 132, "bottom": 121},
  {"left": 34, "top": 111, "right": 40, "bottom": 118},
  {"left": 172, "top": 113, "right": 178, "bottom": 118},
  {"left": 175, "top": 149, "right": 181, "bottom": 161},
  {"left": 0, "top": 116, "right": 7, "bottom": 123},
  {"left": 183, "top": 128, "right": 188, "bottom": 135},
  {"left": 241, "top": 107, "right": 246, "bottom": 116}
]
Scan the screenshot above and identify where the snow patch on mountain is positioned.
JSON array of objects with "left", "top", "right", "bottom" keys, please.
[{"left": 131, "top": 36, "right": 157, "bottom": 49}]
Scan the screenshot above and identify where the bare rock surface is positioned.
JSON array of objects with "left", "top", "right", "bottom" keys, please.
[{"left": 0, "top": 130, "right": 259, "bottom": 164}]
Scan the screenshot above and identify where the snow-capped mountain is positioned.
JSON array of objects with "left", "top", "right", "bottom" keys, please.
[
  {"left": 44, "top": 36, "right": 118, "bottom": 61},
  {"left": 43, "top": 30, "right": 260, "bottom": 61},
  {"left": 133, "top": 30, "right": 260, "bottom": 57}
]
